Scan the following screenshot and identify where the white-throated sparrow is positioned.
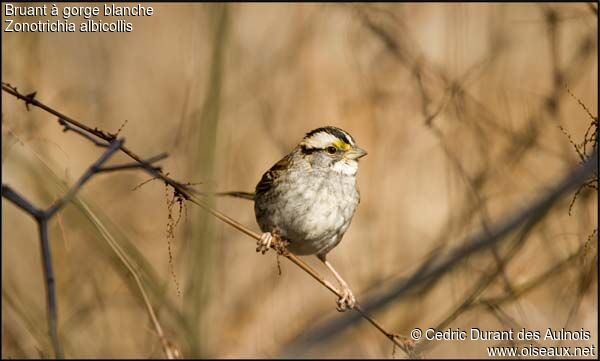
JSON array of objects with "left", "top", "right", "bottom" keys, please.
[{"left": 253, "top": 126, "right": 367, "bottom": 311}]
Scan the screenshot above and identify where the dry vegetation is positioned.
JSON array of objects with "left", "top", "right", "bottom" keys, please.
[{"left": 2, "top": 3, "right": 598, "bottom": 358}]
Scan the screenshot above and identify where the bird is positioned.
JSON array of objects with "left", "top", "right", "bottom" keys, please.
[{"left": 251, "top": 126, "right": 367, "bottom": 311}]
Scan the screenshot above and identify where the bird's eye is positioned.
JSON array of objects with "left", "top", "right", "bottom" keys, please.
[{"left": 326, "top": 146, "right": 337, "bottom": 154}]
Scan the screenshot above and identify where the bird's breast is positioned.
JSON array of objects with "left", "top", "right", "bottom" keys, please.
[{"left": 255, "top": 169, "right": 359, "bottom": 255}]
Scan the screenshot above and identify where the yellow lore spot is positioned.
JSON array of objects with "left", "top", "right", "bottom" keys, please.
[{"left": 333, "top": 139, "right": 351, "bottom": 150}]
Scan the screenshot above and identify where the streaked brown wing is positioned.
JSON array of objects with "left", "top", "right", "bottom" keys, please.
[{"left": 255, "top": 154, "right": 291, "bottom": 196}]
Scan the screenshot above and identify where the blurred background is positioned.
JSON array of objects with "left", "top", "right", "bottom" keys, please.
[{"left": 2, "top": 3, "right": 597, "bottom": 358}]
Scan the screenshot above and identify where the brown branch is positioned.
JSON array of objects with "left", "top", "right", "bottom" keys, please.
[
  {"left": 58, "top": 117, "right": 109, "bottom": 147},
  {"left": 3, "top": 82, "right": 193, "bottom": 197}
]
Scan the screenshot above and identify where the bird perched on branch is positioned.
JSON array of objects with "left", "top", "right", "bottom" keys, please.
[{"left": 224, "top": 126, "right": 367, "bottom": 311}]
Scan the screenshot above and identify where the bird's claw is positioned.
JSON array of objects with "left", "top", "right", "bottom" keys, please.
[
  {"left": 256, "top": 232, "right": 273, "bottom": 254},
  {"left": 336, "top": 285, "right": 356, "bottom": 312}
]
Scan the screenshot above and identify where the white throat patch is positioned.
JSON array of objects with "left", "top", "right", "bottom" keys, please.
[{"left": 333, "top": 159, "right": 359, "bottom": 175}]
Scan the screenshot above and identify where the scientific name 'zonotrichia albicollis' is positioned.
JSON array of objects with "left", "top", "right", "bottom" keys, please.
[{"left": 253, "top": 126, "right": 367, "bottom": 311}]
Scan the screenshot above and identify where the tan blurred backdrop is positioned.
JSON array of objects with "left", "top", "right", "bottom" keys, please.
[{"left": 2, "top": 3, "right": 598, "bottom": 358}]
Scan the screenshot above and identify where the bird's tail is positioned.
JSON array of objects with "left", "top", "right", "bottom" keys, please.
[{"left": 198, "top": 191, "right": 255, "bottom": 201}]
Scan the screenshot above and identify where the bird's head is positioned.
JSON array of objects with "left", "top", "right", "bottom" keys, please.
[{"left": 299, "top": 126, "right": 367, "bottom": 175}]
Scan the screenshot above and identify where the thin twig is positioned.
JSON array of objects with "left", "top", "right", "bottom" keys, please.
[
  {"left": 45, "top": 139, "right": 123, "bottom": 218},
  {"left": 96, "top": 153, "right": 167, "bottom": 173},
  {"left": 1, "top": 186, "right": 44, "bottom": 218},
  {"left": 38, "top": 219, "right": 60, "bottom": 359},
  {"left": 58, "top": 118, "right": 109, "bottom": 147}
]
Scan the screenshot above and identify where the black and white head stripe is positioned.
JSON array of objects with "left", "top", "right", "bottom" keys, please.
[{"left": 302, "top": 126, "right": 355, "bottom": 149}]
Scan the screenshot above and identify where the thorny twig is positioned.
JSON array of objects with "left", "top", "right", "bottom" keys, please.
[
  {"left": 2, "top": 82, "right": 411, "bottom": 355},
  {"left": 557, "top": 88, "right": 598, "bottom": 216},
  {"left": 3, "top": 137, "right": 180, "bottom": 358},
  {"left": 3, "top": 82, "right": 193, "bottom": 195},
  {"left": 2, "top": 139, "right": 124, "bottom": 358}
]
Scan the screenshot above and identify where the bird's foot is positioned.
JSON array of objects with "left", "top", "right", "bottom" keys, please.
[
  {"left": 256, "top": 231, "right": 289, "bottom": 255},
  {"left": 256, "top": 232, "right": 273, "bottom": 254},
  {"left": 336, "top": 284, "right": 356, "bottom": 312},
  {"left": 272, "top": 237, "right": 290, "bottom": 256}
]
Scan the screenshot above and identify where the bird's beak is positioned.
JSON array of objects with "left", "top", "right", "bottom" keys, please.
[{"left": 345, "top": 147, "right": 368, "bottom": 160}]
